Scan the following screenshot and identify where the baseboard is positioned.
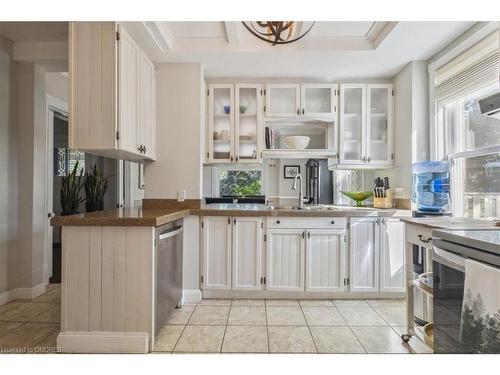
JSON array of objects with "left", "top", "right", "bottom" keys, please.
[
  {"left": 0, "top": 283, "right": 47, "bottom": 306},
  {"left": 57, "top": 331, "right": 149, "bottom": 353},
  {"left": 182, "top": 289, "right": 202, "bottom": 304}
]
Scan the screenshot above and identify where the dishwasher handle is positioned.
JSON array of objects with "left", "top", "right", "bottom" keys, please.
[{"left": 158, "top": 226, "right": 183, "bottom": 240}]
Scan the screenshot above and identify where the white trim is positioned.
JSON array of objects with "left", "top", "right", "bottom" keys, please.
[
  {"left": 182, "top": 289, "right": 202, "bottom": 304},
  {"left": 45, "top": 94, "right": 69, "bottom": 284},
  {"left": 0, "top": 283, "right": 47, "bottom": 306},
  {"left": 57, "top": 332, "right": 149, "bottom": 353}
]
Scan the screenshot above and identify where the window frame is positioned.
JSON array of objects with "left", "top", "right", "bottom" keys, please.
[{"left": 211, "top": 164, "right": 263, "bottom": 198}]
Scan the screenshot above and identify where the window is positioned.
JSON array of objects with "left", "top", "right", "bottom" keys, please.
[
  {"left": 434, "top": 31, "right": 500, "bottom": 218},
  {"left": 55, "top": 148, "right": 85, "bottom": 176},
  {"left": 218, "top": 169, "right": 262, "bottom": 197}
]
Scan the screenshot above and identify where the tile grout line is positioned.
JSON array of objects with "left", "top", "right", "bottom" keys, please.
[
  {"left": 264, "top": 299, "right": 270, "bottom": 354},
  {"left": 219, "top": 300, "right": 232, "bottom": 353},
  {"left": 335, "top": 302, "right": 368, "bottom": 353},
  {"left": 298, "top": 300, "right": 319, "bottom": 354},
  {"left": 170, "top": 303, "right": 197, "bottom": 353}
]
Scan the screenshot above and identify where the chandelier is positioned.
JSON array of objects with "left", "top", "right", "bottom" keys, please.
[{"left": 241, "top": 21, "right": 315, "bottom": 46}]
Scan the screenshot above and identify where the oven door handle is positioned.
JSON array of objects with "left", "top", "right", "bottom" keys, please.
[{"left": 433, "top": 239, "right": 466, "bottom": 272}]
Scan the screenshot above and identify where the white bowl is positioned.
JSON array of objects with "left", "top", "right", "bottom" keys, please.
[{"left": 283, "top": 136, "right": 310, "bottom": 150}]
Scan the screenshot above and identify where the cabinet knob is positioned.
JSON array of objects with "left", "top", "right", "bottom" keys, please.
[
  {"left": 143, "top": 146, "right": 147, "bottom": 154},
  {"left": 362, "top": 156, "right": 367, "bottom": 163},
  {"left": 302, "top": 108, "right": 305, "bottom": 115},
  {"left": 296, "top": 109, "right": 300, "bottom": 115},
  {"left": 331, "top": 220, "right": 335, "bottom": 225},
  {"left": 367, "top": 156, "right": 371, "bottom": 163},
  {"left": 276, "top": 220, "right": 280, "bottom": 224},
  {"left": 230, "top": 155, "right": 234, "bottom": 162}
]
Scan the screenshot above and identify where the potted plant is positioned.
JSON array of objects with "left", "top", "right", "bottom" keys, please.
[
  {"left": 61, "top": 160, "right": 84, "bottom": 216},
  {"left": 84, "top": 164, "right": 109, "bottom": 212}
]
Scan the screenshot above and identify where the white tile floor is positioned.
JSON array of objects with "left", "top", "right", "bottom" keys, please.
[{"left": 154, "top": 298, "right": 431, "bottom": 354}]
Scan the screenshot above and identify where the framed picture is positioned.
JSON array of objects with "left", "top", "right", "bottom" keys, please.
[{"left": 284, "top": 165, "right": 300, "bottom": 179}]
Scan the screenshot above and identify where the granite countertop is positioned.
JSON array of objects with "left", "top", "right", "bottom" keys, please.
[
  {"left": 401, "top": 217, "right": 498, "bottom": 230},
  {"left": 52, "top": 204, "right": 411, "bottom": 227},
  {"left": 50, "top": 208, "right": 191, "bottom": 227}
]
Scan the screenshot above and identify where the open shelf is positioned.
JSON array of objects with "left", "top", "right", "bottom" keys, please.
[{"left": 262, "top": 149, "right": 337, "bottom": 159}]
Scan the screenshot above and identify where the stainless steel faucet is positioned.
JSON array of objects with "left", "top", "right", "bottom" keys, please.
[{"left": 292, "top": 173, "right": 305, "bottom": 209}]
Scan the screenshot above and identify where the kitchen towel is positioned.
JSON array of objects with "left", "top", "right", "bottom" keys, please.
[{"left": 459, "top": 258, "right": 500, "bottom": 353}]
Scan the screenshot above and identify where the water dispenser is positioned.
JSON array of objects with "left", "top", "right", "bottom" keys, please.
[{"left": 412, "top": 161, "right": 451, "bottom": 213}]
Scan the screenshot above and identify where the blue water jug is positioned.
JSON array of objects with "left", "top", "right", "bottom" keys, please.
[{"left": 411, "top": 161, "right": 451, "bottom": 213}]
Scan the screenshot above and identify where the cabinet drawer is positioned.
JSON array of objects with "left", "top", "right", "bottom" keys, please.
[
  {"left": 266, "top": 217, "right": 346, "bottom": 229},
  {"left": 405, "top": 224, "right": 433, "bottom": 248}
]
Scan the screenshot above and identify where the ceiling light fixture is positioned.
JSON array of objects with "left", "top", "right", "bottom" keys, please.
[{"left": 241, "top": 21, "right": 315, "bottom": 46}]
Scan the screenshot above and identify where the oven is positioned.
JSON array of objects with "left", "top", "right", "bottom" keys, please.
[{"left": 432, "top": 234, "right": 500, "bottom": 353}]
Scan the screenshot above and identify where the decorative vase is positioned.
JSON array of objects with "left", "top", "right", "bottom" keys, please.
[{"left": 85, "top": 201, "right": 104, "bottom": 213}]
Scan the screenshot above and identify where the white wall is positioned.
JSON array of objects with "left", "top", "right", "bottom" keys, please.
[
  {"left": 0, "top": 36, "right": 18, "bottom": 295},
  {"left": 45, "top": 72, "right": 68, "bottom": 103},
  {"left": 145, "top": 63, "right": 204, "bottom": 199}
]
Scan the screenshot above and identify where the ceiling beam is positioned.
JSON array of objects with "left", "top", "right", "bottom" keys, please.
[
  {"left": 143, "top": 21, "right": 174, "bottom": 52},
  {"left": 224, "top": 22, "right": 241, "bottom": 45}
]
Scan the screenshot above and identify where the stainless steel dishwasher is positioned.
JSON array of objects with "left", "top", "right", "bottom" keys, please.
[{"left": 155, "top": 219, "right": 183, "bottom": 336}]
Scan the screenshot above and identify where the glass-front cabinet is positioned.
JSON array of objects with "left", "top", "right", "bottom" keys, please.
[
  {"left": 207, "top": 83, "right": 262, "bottom": 164},
  {"left": 266, "top": 84, "right": 301, "bottom": 117},
  {"left": 339, "top": 83, "right": 393, "bottom": 167},
  {"left": 367, "top": 84, "right": 393, "bottom": 166},
  {"left": 339, "top": 84, "right": 366, "bottom": 164},
  {"left": 301, "top": 84, "right": 337, "bottom": 118},
  {"left": 235, "top": 84, "right": 261, "bottom": 162}
]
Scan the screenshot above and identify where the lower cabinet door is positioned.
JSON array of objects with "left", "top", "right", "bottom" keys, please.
[
  {"left": 379, "top": 218, "right": 405, "bottom": 292},
  {"left": 349, "top": 218, "right": 380, "bottom": 292},
  {"left": 202, "top": 217, "right": 232, "bottom": 290},
  {"left": 306, "top": 230, "right": 346, "bottom": 292},
  {"left": 266, "top": 229, "right": 305, "bottom": 291},
  {"left": 232, "top": 217, "right": 263, "bottom": 291}
]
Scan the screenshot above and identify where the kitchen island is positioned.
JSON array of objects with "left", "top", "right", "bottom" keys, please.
[{"left": 52, "top": 203, "right": 411, "bottom": 353}]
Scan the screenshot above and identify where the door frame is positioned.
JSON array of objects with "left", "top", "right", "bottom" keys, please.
[{"left": 45, "top": 94, "right": 69, "bottom": 284}]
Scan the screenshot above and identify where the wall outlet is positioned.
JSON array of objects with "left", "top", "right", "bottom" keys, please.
[{"left": 177, "top": 189, "right": 186, "bottom": 202}]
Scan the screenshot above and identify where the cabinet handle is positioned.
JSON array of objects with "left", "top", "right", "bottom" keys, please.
[
  {"left": 418, "top": 234, "right": 432, "bottom": 243},
  {"left": 296, "top": 108, "right": 300, "bottom": 115},
  {"left": 138, "top": 145, "right": 143, "bottom": 153},
  {"left": 143, "top": 146, "right": 147, "bottom": 154},
  {"left": 230, "top": 155, "right": 233, "bottom": 162},
  {"left": 227, "top": 218, "right": 231, "bottom": 225},
  {"left": 367, "top": 156, "right": 371, "bottom": 163},
  {"left": 307, "top": 231, "right": 310, "bottom": 239},
  {"left": 302, "top": 231, "right": 305, "bottom": 239},
  {"left": 302, "top": 108, "right": 305, "bottom": 115},
  {"left": 235, "top": 155, "right": 239, "bottom": 162},
  {"left": 233, "top": 218, "right": 236, "bottom": 224},
  {"left": 362, "top": 156, "right": 366, "bottom": 163}
]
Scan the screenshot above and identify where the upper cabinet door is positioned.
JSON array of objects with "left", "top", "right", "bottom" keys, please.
[
  {"left": 266, "top": 229, "right": 305, "bottom": 291},
  {"left": 339, "top": 84, "right": 366, "bottom": 165},
  {"left": 300, "top": 84, "right": 338, "bottom": 118},
  {"left": 232, "top": 217, "right": 263, "bottom": 291},
  {"left": 138, "top": 50, "right": 156, "bottom": 160},
  {"left": 235, "top": 84, "right": 262, "bottom": 163},
  {"left": 305, "top": 229, "right": 346, "bottom": 292},
  {"left": 265, "top": 84, "right": 301, "bottom": 117},
  {"left": 208, "top": 84, "right": 234, "bottom": 163},
  {"left": 379, "top": 218, "right": 405, "bottom": 293},
  {"left": 118, "top": 26, "right": 140, "bottom": 155},
  {"left": 366, "top": 84, "right": 393, "bottom": 165},
  {"left": 349, "top": 218, "right": 379, "bottom": 292},
  {"left": 202, "top": 217, "right": 232, "bottom": 290}
]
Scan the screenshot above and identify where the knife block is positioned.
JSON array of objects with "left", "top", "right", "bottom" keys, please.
[{"left": 373, "top": 189, "right": 394, "bottom": 209}]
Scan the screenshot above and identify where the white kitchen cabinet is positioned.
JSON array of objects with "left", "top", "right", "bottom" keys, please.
[
  {"left": 339, "top": 83, "right": 393, "bottom": 168},
  {"left": 69, "top": 22, "right": 156, "bottom": 161},
  {"left": 266, "top": 83, "right": 337, "bottom": 119},
  {"left": 265, "top": 84, "right": 301, "bottom": 117},
  {"left": 202, "top": 216, "right": 264, "bottom": 291},
  {"left": 349, "top": 218, "right": 380, "bottom": 292},
  {"left": 300, "top": 84, "right": 337, "bottom": 118},
  {"left": 366, "top": 84, "right": 393, "bottom": 166},
  {"left": 232, "top": 217, "right": 263, "bottom": 290},
  {"left": 306, "top": 230, "right": 347, "bottom": 292},
  {"left": 138, "top": 50, "right": 156, "bottom": 159},
  {"left": 202, "top": 217, "right": 232, "bottom": 290},
  {"left": 379, "top": 218, "right": 405, "bottom": 292},
  {"left": 207, "top": 83, "right": 262, "bottom": 163},
  {"left": 266, "top": 229, "right": 305, "bottom": 291}
]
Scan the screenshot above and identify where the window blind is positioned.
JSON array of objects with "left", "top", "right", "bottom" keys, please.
[{"left": 435, "top": 31, "right": 499, "bottom": 104}]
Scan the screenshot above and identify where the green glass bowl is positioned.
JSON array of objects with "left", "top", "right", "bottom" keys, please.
[{"left": 341, "top": 191, "right": 374, "bottom": 207}]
